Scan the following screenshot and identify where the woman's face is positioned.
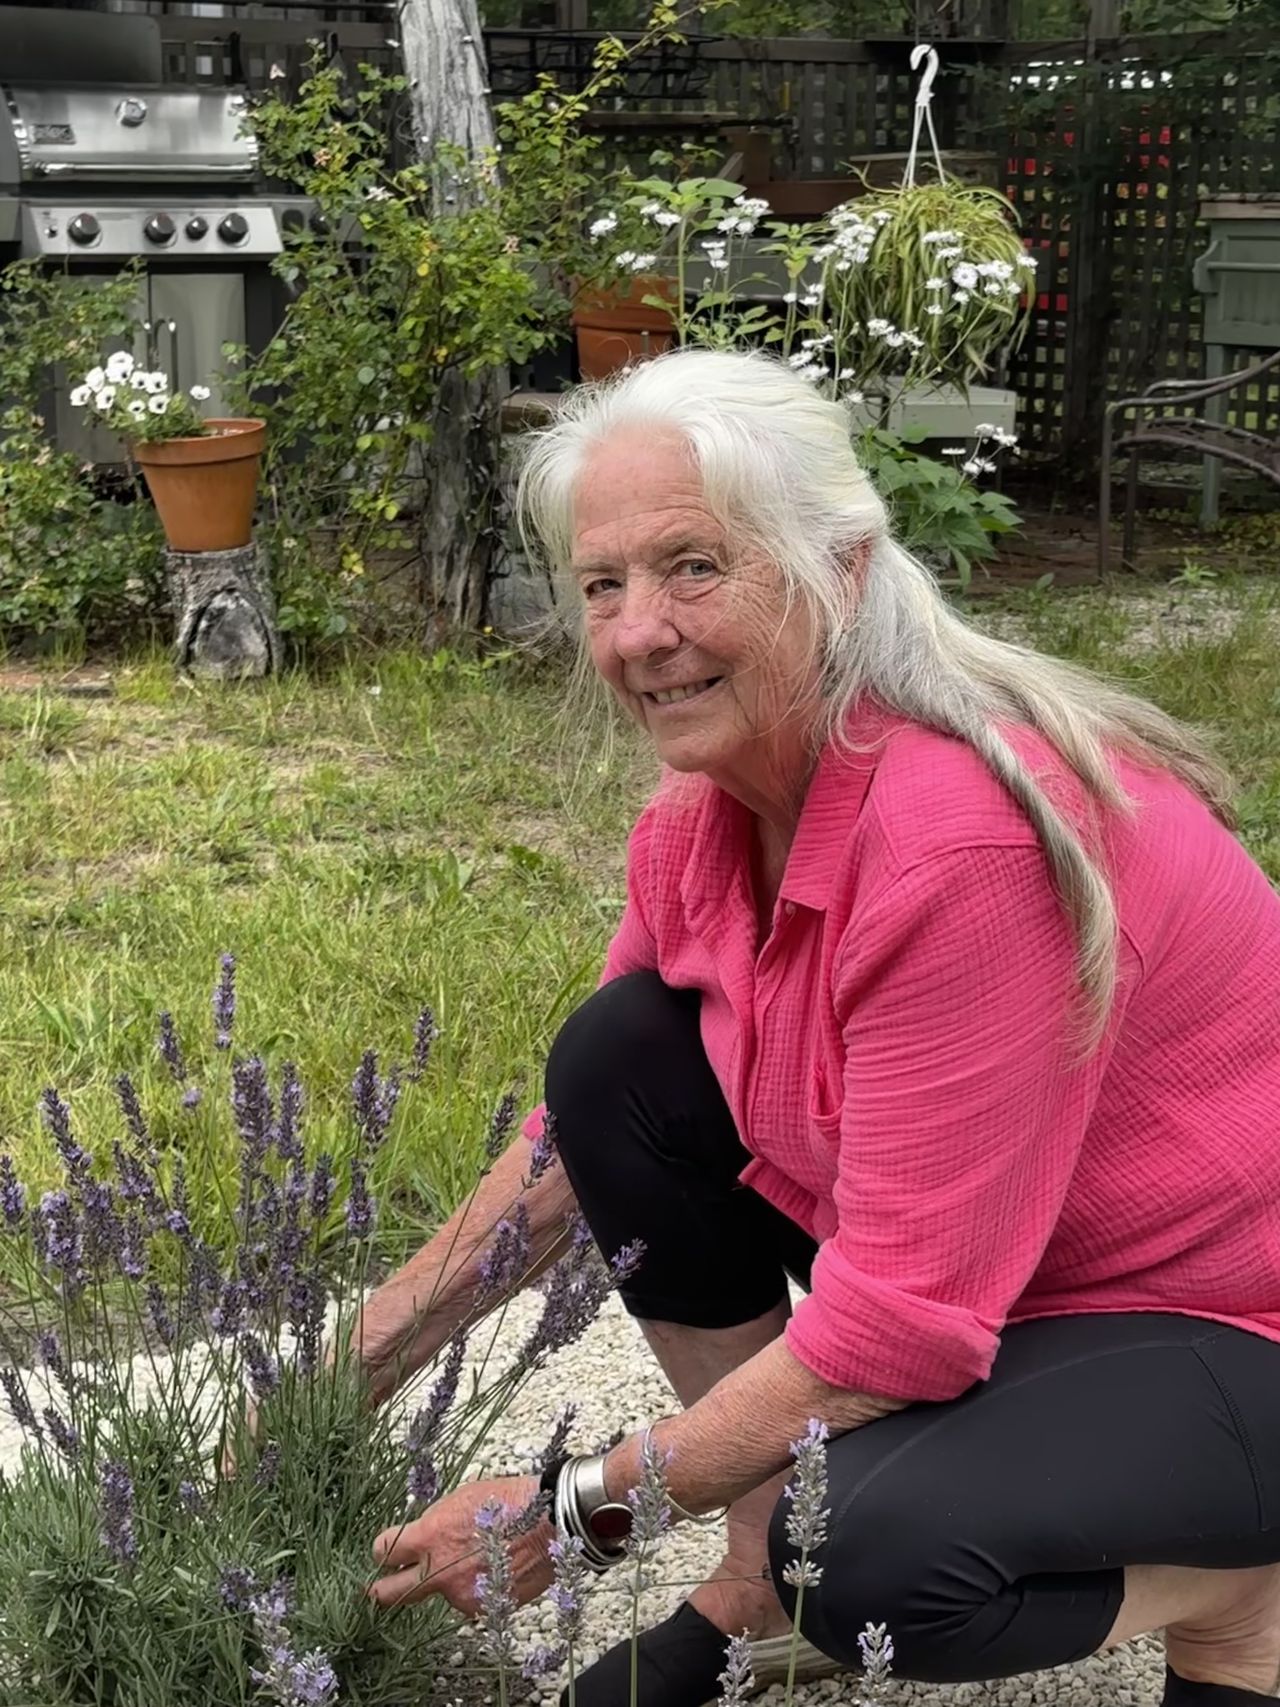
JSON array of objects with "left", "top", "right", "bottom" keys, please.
[{"left": 571, "top": 428, "right": 822, "bottom": 788}]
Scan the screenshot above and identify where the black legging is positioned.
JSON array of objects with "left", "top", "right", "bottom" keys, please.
[{"left": 545, "top": 971, "right": 1280, "bottom": 1683}]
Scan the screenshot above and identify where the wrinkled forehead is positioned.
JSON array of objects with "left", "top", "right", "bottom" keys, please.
[{"left": 570, "top": 427, "right": 722, "bottom": 560}]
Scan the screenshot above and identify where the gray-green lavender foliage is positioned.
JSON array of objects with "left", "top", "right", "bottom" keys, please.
[{"left": 0, "top": 960, "right": 635, "bottom": 1707}]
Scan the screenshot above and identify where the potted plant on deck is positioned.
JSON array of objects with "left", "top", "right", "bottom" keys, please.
[{"left": 71, "top": 352, "right": 265, "bottom": 553}]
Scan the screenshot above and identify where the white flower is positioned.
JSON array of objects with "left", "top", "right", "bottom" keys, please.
[
  {"left": 148, "top": 395, "right": 169, "bottom": 416},
  {"left": 924, "top": 303, "right": 945, "bottom": 316},
  {"left": 1005, "top": 280, "right": 1024, "bottom": 297},
  {"left": 130, "top": 370, "right": 151, "bottom": 391},
  {"left": 952, "top": 262, "right": 979, "bottom": 289},
  {"left": 953, "top": 290, "right": 972, "bottom": 306},
  {"left": 834, "top": 259, "right": 852, "bottom": 273},
  {"left": 1017, "top": 253, "right": 1038, "bottom": 270},
  {"left": 84, "top": 366, "right": 106, "bottom": 393},
  {"left": 842, "top": 386, "right": 865, "bottom": 404},
  {"left": 801, "top": 290, "right": 822, "bottom": 308},
  {"left": 866, "top": 317, "right": 892, "bottom": 336},
  {"left": 783, "top": 291, "right": 798, "bottom": 304},
  {"left": 364, "top": 185, "right": 392, "bottom": 201},
  {"left": 788, "top": 352, "right": 812, "bottom": 368},
  {"left": 936, "top": 246, "right": 963, "bottom": 262},
  {"left": 189, "top": 384, "right": 211, "bottom": 402},
  {"left": 925, "top": 277, "right": 946, "bottom": 290},
  {"left": 994, "top": 428, "right": 1019, "bottom": 448},
  {"left": 735, "top": 196, "right": 770, "bottom": 217},
  {"left": 984, "top": 281, "right": 1005, "bottom": 295},
  {"left": 640, "top": 201, "right": 662, "bottom": 217},
  {"left": 653, "top": 210, "right": 680, "bottom": 229},
  {"left": 589, "top": 213, "right": 617, "bottom": 238},
  {"left": 69, "top": 384, "right": 91, "bottom": 408},
  {"left": 885, "top": 330, "right": 906, "bottom": 348},
  {"left": 872, "top": 208, "right": 893, "bottom": 224},
  {"left": 105, "top": 351, "right": 134, "bottom": 384},
  {"left": 630, "top": 254, "right": 657, "bottom": 272},
  {"left": 128, "top": 398, "right": 147, "bottom": 419},
  {"left": 614, "top": 250, "right": 636, "bottom": 267},
  {"left": 941, "top": 446, "right": 966, "bottom": 457},
  {"left": 975, "top": 423, "right": 997, "bottom": 435},
  {"left": 144, "top": 372, "right": 168, "bottom": 395},
  {"left": 962, "top": 459, "right": 983, "bottom": 475},
  {"left": 93, "top": 385, "right": 116, "bottom": 412},
  {"left": 923, "top": 227, "right": 959, "bottom": 243},
  {"left": 902, "top": 331, "right": 924, "bottom": 349},
  {"left": 708, "top": 255, "right": 729, "bottom": 272},
  {"left": 699, "top": 237, "right": 726, "bottom": 253},
  {"left": 368, "top": 684, "right": 382, "bottom": 697}
]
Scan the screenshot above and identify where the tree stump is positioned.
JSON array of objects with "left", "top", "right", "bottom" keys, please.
[{"left": 166, "top": 544, "right": 281, "bottom": 681}]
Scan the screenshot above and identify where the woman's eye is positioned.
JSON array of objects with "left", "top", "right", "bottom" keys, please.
[
  {"left": 679, "top": 559, "right": 718, "bottom": 580},
  {"left": 583, "top": 576, "right": 620, "bottom": 600}
]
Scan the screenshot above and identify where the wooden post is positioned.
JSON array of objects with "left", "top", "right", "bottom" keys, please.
[
  {"left": 1061, "top": 0, "right": 1118, "bottom": 464},
  {"left": 397, "top": 0, "right": 510, "bottom": 640},
  {"left": 166, "top": 545, "right": 282, "bottom": 681}
]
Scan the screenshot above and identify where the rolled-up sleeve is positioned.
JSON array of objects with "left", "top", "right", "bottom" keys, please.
[{"left": 785, "top": 843, "right": 1123, "bottom": 1401}]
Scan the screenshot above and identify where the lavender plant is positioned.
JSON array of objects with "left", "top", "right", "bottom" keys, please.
[{"left": 0, "top": 957, "right": 634, "bottom": 1707}]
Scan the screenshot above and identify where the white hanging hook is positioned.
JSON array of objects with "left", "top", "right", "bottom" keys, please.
[{"left": 910, "top": 43, "right": 940, "bottom": 110}]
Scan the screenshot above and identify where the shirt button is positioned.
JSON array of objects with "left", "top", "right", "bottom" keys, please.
[{"left": 783, "top": 901, "right": 795, "bottom": 918}]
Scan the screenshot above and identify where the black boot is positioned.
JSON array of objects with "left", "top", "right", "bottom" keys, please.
[
  {"left": 1163, "top": 1666, "right": 1279, "bottom": 1707},
  {"left": 560, "top": 1601, "right": 730, "bottom": 1707}
]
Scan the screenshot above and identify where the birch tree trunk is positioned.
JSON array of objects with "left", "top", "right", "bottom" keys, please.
[{"left": 398, "top": 0, "right": 510, "bottom": 640}]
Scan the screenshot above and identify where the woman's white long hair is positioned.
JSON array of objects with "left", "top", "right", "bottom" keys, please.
[{"left": 514, "top": 347, "right": 1234, "bottom": 1045}]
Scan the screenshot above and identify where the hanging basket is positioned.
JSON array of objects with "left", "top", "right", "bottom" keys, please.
[{"left": 131, "top": 419, "right": 266, "bottom": 553}]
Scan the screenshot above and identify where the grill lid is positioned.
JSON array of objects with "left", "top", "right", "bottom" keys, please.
[{"left": 2, "top": 86, "right": 257, "bottom": 183}]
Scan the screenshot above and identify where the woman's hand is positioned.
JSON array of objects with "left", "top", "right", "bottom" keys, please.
[{"left": 368, "top": 1476, "right": 554, "bottom": 1614}]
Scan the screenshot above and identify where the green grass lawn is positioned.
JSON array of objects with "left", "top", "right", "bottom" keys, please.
[{"left": 0, "top": 575, "right": 1276, "bottom": 1282}]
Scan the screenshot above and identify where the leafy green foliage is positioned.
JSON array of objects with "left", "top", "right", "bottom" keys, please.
[
  {"left": 0, "top": 265, "right": 165, "bottom": 642},
  {"left": 858, "top": 427, "right": 1022, "bottom": 583}
]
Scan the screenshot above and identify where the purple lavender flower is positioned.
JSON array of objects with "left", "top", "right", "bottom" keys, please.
[
  {"left": 37, "top": 1330, "right": 70, "bottom": 1392},
  {"left": 249, "top": 1584, "right": 338, "bottom": 1707},
  {"left": 157, "top": 1010, "right": 187, "bottom": 1082},
  {"left": 112, "top": 1141, "right": 156, "bottom": 1211},
  {"left": 80, "top": 1178, "right": 121, "bottom": 1271},
  {"left": 859, "top": 1622, "right": 895, "bottom": 1699},
  {"left": 781, "top": 1418, "right": 830, "bottom": 1590},
  {"left": 523, "top": 1645, "right": 567, "bottom": 1684},
  {"left": 475, "top": 1202, "right": 532, "bottom": 1305},
  {"left": 626, "top": 1429, "right": 671, "bottom": 1549},
  {"left": 0, "top": 1154, "right": 25, "bottom": 1226},
  {"left": 232, "top": 1056, "right": 274, "bottom": 1167},
  {"left": 255, "top": 1441, "right": 282, "bottom": 1487},
  {"left": 115, "top": 1073, "right": 157, "bottom": 1163},
  {"left": 525, "top": 1112, "right": 559, "bottom": 1186},
  {"left": 535, "top": 1402, "right": 578, "bottom": 1477},
  {"left": 147, "top": 1282, "right": 176, "bottom": 1349},
  {"left": 485, "top": 1090, "right": 519, "bottom": 1160},
  {"left": 518, "top": 1230, "right": 646, "bottom": 1364},
  {"left": 40, "top": 1087, "right": 89, "bottom": 1181},
  {"left": 218, "top": 1564, "right": 259, "bottom": 1611},
  {"left": 213, "top": 953, "right": 237, "bottom": 1050},
  {"left": 178, "top": 1480, "right": 203, "bottom": 1515},
  {"left": 717, "top": 1631, "right": 756, "bottom": 1705},
  {"left": 547, "top": 1533, "right": 590, "bottom": 1650},
  {"left": 42, "top": 1408, "right": 80, "bottom": 1462},
  {"left": 404, "top": 1333, "right": 466, "bottom": 1460},
  {"left": 39, "top": 1189, "right": 85, "bottom": 1294},
  {"left": 182, "top": 1086, "right": 203, "bottom": 1111},
  {"left": 407, "top": 1006, "right": 438, "bottom": 1084},
  {"left": 0, "top": 1368, "right": 41, "bottom": 1436},
  {"left": 99, "top": 1460, "right": 138, "bottom": 1567},
  {"left": 286, "top": 1269, "right": 325, "bottom": 1376},
  {"left": 407, "top": 1454, "right": 438, "bottom": 1508},
  {"left": 343, "top": 1157, "right": 374, "bottom": 1240},
  {"left": 118, "top": 1214, "right": 146, "bottom": 1281},
  {"left": 308, "top": 1154, "right": 335, "bottom": 1222},
  {"left": 351, "top": 1050, "right": 399, "bottom": 1153},
  {"left": 211, "top": 1277, "right": 247, "bottom": 1339},
  {"left": 474, "top": 1501, "right": 519, "bottom": 1674},
  {"left": 275, "top": 1062, "right": 304, "bottom": 1163},
  {"left": 241, "top": 1334, "right": 280, "bottom": 1402}
]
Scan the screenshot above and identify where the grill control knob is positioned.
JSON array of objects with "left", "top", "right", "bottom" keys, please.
[
  {"left": 185, "top": 215, "right": 209, "bottom": 240},
  {"left": 68, "top": 212, "right": 100, "bottom": 247},
  {"left": 144, "top": 212, "right": 175, "bottom": 246},
  {"left": 280, "top": 207, "right": 306, "bottom": 236},
  {"left": 218, "top": 212, "right": 250, "bottom": 245}
]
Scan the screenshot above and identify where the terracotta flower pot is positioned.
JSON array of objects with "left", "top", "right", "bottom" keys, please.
[
  {"left": 132, "top": 419, "right": 266, "bottom": 553},
  {"left": 571, "top": 275, "right": 680, "bottom": 380}
]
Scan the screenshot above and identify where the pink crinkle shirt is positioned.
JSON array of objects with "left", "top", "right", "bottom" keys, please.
[{"left": 532, "top": 704, "right": 1280, "bottom": 1403}]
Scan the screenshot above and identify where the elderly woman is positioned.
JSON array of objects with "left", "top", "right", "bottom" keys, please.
[{"left": 363, "top": 348, "right": 1280, "bottom": 1707}]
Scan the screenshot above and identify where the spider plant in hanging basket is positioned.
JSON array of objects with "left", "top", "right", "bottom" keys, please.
[{"left": 820, "top": 181, "right": 1038, "bottom": 394}]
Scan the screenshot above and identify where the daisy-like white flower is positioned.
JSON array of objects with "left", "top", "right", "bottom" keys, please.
[
  {"left": 588, "top": 213, "right": 617, "bottom": 238},
  {"left": 941, "top": 446, "right": 966, "bottom": 457},
  {"left": 614, "top": 250, "right": 636, "bottom": 267},
  {"left": 953, "top": 289, "right": 972, "bottom": 306},
  {"left": 952, "top": 262, "right": 979, "bottom": 290},
  {"left": 93, "top": 385, "right": 116, "bottom": 412},
  {"left": 364, "top": 185, "right": 392, "bottom": 202},
  {"left": 189, "top": 384, "right": 211, "bottom": 402},
  {"left": 885, "top": 330, "right": 906, "bottom": 348},
  {"left": 707, "top": 255, "right": 729, "bottom": 272},
  {"left": 936, "top": 245, "right": 963, "bottom": 262},
  {"left": 984, "top": 281, "right": 1005, "bottom": 295},
  {"left": 842, "top": 386, "right": 865, "bottom": 404},
  {"left": 653, "top": 209, "right": 680, "bottom": 229},
  {"left": 84, "top": 366, "right": 106, "bottom": 393},
  {"left": 128, "top": 398, "right": 147, "bottom": 419},
  {"left": 783, "top": 291, "right": 798, "bottom": 304},
  {"left": 925, "top": 277, "right": 946, "bottom": 291},
  {"left": 148, "top": 395, "right": 169, "bottom": 416},
  {"left": 1017, "top": 253, "right": 1039, "bottom": 270},
  {"left": 974, "top": 423, "right": 997, "bottom": 435},
  {"left": 924, "top": 303, "right": 945, "bottom": 316},
  {"left": 629, "top": 254, "right": 657, "bottom": 271},
  {"left": 866, "top": 317, "right": 892, "bottom": 336},
  {"left": 640, "top": 200, "right": 662, "bottom": 217},
  {"left": 144, "top": 372, "right": 168, "bottom": 396},
  {"left": 105, "top": 351, "right": 134, "bottom": 384},
  {"left": 130, "top": 370, "right": 151, "bottom": 391},
  {"left": 69, "top": 384, "right": 91, "bottom": 408}
]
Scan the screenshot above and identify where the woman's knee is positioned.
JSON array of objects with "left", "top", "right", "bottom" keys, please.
[{"left": 544, "top": 972, "right": 699, "bottom": 1151}]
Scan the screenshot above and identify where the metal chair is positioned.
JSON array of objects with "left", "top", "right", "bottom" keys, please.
[{"left": 1098, "top": 348, "right": 1280, "bottom": 577}]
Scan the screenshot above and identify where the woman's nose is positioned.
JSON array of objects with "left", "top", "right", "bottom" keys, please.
[{"left": 612, "top": 582, "right": 681, "bottom": 660}]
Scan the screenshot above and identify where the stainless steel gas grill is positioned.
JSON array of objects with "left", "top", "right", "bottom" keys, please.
[{"left": 0, "top": 5, "right": 320, "bottom": 463}]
